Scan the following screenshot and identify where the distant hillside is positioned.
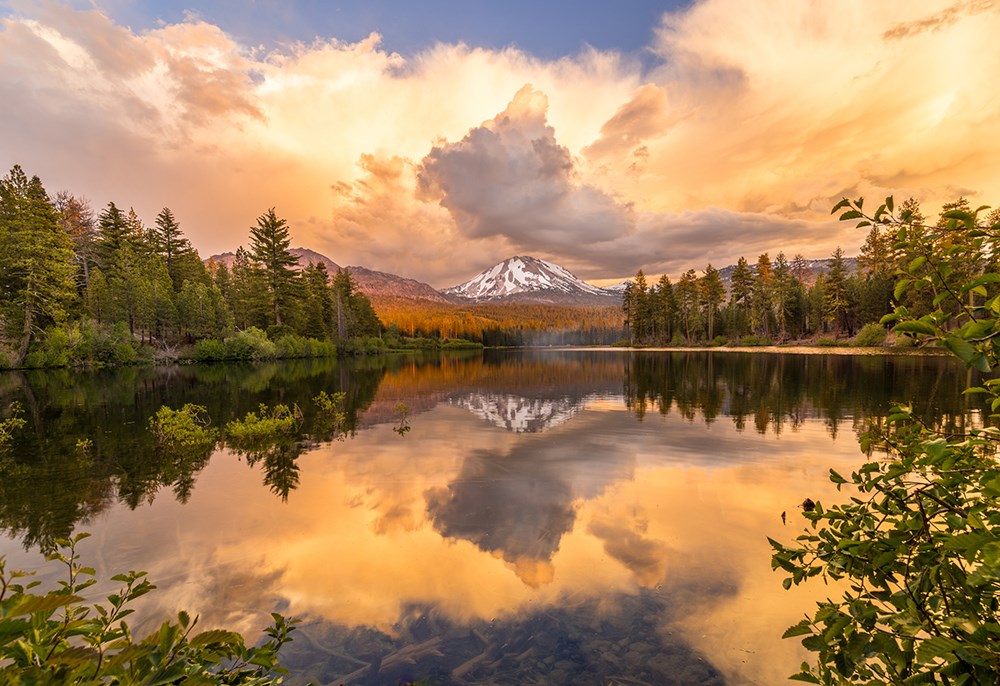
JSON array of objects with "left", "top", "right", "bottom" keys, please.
[
  {"left": 207, "top": 247, "right": 341, "bottom": 274},
  {"left": 346, "top": 265, "right": 457, "bottom": 305}
]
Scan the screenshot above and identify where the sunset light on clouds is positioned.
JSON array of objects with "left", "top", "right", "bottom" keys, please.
[{"left": 1, "top": 0, "right": 998, "bottom": 286}]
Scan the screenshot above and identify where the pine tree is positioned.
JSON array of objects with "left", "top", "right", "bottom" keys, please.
[
  {"left": 729, "top": 256, "right": 753, "bottom": 338},
  {"left": 699, "top": 264, "right": 725, "bottom": 341},
  {"left": 302, "top": 263, "right": 334, "bottom": 339},
  {"left": 675, "top": 269, "right": 700, "bottom": 342},
  {"left": 823, "top": 247, "right": 850, "bottom": 337},
  {"left": 0, "top": 166, "right": 78, "bottom": 364},
  {"left": 228, "top": 247, "right": 269, "bottom": 330},
  {"left": 248, "top": 208, "right": 300, "bottom": 327},
  {"left": 152, "top": 207, "right": 203, "bottom": 290},
  {"left": 54, "top": 192, "right": 97, "bottom": 298},
  {"left": 771, "top": 252, "right": 797, "bottom": 341},
  {"left": 331, "top": 269, "right": 380, "bottom": 339},
  {"left": 655, "top": 274, "right": 675, "bottom": 344},
  {"left": 751, "top": 253, "right": 774, "bottom": 338},
  {"left": 631, "top": 270, "right": 650, "bottom": 342}
]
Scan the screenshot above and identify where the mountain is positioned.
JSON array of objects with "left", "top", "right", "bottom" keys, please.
[
  {"left": 345, "top": 265, "right": 457, "bottom": 305},
  {"left": 444, "top": 256, "right": 618, "bottom": 305},
  {"left": 601, "top": 281, "right": 630, "bottom": 294},
  {"left": 207, "top": 247, "right": 341, "bottom": 274}
]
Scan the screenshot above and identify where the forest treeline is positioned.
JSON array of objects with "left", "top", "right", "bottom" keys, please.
[
  {"left": 0, "top": 164, "right": 406, "bottom": 368},
  {"left": 622, "top": 198, "right": 1000, "bottom": 346}
]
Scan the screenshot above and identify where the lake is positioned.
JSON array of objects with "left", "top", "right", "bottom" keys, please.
[{"left": 0, "top": 349, "right": 977, "bottom": 685}]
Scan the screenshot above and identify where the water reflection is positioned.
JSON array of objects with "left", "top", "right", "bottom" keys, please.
[{"left": 0, "top": 349, "right": 976, "bottom": 685}]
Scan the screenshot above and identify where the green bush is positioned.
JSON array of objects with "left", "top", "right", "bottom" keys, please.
[
  {"left": 194, "top": 338, "right": 227, "bottom": 362},
  {"left": 0, "top": 533, "right": 296, "bottom": 684},
  {"left": 149, "top": 404, "right": 218, "bottom": 450},
  {"left": 851, "top": 322, "right": 887, "bottom": 347},
  {"left": 275, "top": 333, "right": 308, "bottom": 358},
  {"left": 225, "top": 403, "right": 301, "bottom": 447},
  {"left": 440, "top": 338, "right": 484, "bottom": 350},
  {"left": 738, "top": 334, "right": 772, "bottom": 346},
  {"left": 305, "top": 338, "right": 337, "bottom": 357},
  {"left": 224, "top": 327, "right": 276, "bottom": 361}
]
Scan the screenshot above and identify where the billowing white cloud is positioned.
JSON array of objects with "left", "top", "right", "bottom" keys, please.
[
  {"left": 1, "top": 0, "right": 999, "bottom": 286},
  {"left": 417, "top": 85, "right": 634, "bottom": 249}
]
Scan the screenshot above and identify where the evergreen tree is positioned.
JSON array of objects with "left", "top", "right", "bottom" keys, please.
[
  {"left": 631, "top": 270, "right": 650, "bottom": 342},
  {"left": 228, "top": 248, "right": 269, "bottom": 330},
  {"left": 654, "top": 274, "right": 676, "bottom": 344},
  {"left": 699, "top": 264, "right": 725, "bottom": 341},
  {"left": 751, "top": 253, "right": 774, "bottom": 337},
  {"left": 331, "top": 269, "right": 380, "bottom": 339},
  {"left": 54, "top": 192, "right": 97, "bottom": 299},
  {"left": 248, "top": 208, "right": 300, "bottom": 327},
  {"left": 728, "top": 256, "right": 753, "bottom": 338},
  {"left": 823, "top": 247, "right": 850, "bottom": 337},
  {"left": 96, "top": 202, "right": 138, "bottom": 270},
  {"left": 152, "top": 207, "right": 204, "bottom": 290},
  {"left": 177, "top": 280, "right": 231, "bottom": 340},
  {"left": 771, "top": 252, "right": 797, "bottom": 341},
  {"left": 0, "top": 166, "right": 78, "bottom": 364},
  {"left": 675, "top": 269, "right": 700, "bottom": 342},
  {"left": 302, "top": 263, "right": 335, "bottom": 339}
]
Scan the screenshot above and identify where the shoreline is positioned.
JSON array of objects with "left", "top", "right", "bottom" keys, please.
[{"left": 512, "top": 345, "right": 953, "bottom": 357}]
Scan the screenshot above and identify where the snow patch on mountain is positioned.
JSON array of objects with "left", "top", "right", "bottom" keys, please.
[{"left": 444, "top": 256, "right": 610, "bottom": 301}]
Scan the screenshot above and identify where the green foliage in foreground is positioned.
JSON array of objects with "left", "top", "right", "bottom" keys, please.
[
  {"left": 771, "top": 196, "right": 1000, "bottom": 684},
  {"left": 0, "top": 533, "right": 296, "bottom": 684}
]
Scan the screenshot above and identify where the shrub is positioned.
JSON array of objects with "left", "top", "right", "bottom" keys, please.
[
  {"left": 148, "top": 404, "right": 218, "bottom": 450},
  {"left": 275, "top": 333, "right": 308, "bottom": 358},
  {"left": 225, "top": 403, "right": 301, "bottom": 447},
  {"left": 193, "top": 338, "right": 226, "bottom": 362},
  {"left": 739, "top": 334, "right": 772, "bottom": 346},
  {"left": 224, "top": 327, "right": 276, "bottom": 361},
  {"left": 851, "top": 322, "right": 887, "bottom": 347},
  {"left": 0, "top": 533, "right": 296, "bottom": 684}
]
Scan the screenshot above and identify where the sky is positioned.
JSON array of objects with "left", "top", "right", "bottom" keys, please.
[{"left": 1, "top": 0, "right": 999, "bottom": 288}]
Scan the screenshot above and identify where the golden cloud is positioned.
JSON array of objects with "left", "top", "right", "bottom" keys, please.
[{"left": 1, "top": 0, "right": 998, "bottom": 285}]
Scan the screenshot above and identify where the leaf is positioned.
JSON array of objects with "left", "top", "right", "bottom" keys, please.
[
  {"left": 886, "top": 195, "right": 894, "bottom": 213},
  {"left": 189, "top": 629, "right": 240, "bottom": 648},
  {"left": 830, "top": 198, "right": 851, "bottom": 215},
  {"left": 783, "top": 620, "right": 814, "bottom": 638},
  {"left": 961, "top": 272, "right": 1000, "bottom": 294},
  {"left": 829, "top": 469, "right": 848, "bottom": 485},
  {"left": 908, "top": 256, "right": 927, "bottom": 272},
  {"left": 9, "top": 593, "right": 84, "bottom": 616},
  {"left": 893, "top": 320, "right": 936, "bottom": 336},
  {"left": 941, "top": 335, "right": 978, "bottom": 366},
  {"left": 839, "top": 210, "right": 863, "bottom": 221},
  {"left": 915, "top": 635, "right": 961, "bottom": 663}
]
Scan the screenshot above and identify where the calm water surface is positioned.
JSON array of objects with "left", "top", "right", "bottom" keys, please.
[{"left": 0, "top": 350, "right": 977, "bottom": 685}]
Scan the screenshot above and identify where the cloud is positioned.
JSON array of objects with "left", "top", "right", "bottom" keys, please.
[
  {"left": 418, "top": 85, "right": 635, "bottom": 250},
  {"left": 2, "top": 0, "right": 1000, "bottom": 286}
]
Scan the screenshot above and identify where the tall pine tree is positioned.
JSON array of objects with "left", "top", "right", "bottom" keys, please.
[
  {"left": 0, "top": 166, "right": 77, "bottom": 364},
  {"left": 248, "top": 208, "right": 299, "bottom": 327}
]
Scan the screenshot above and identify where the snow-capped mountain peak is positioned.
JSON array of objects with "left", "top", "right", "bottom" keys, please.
[{"left": 443, "top": 256, "right": 611, "bottom": 303}]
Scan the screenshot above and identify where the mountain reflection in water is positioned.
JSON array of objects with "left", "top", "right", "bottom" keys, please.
[{"left": 0, "top": 350, "right": 975, "bottom": 685}]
